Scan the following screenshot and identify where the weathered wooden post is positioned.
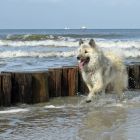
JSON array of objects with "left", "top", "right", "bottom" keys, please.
[
  {"left": 55, "top": 69, "right": 62, "bottom": 97},
  {"left": 133, "top": 65, "right": 140, "bottom": 89},
  {"left": 68, "top": 67, "right": 78, "bottom": 96},
  {"left": 2, "top": 71, "right": 49, "bottom": 104},
  {"left": 128, "top": 65, "right": 140, "bottom": 89},
  {"left": 61, "top": 67, "right": 69, "bottom": 96},
  {"left": 0, "top": 75, "right": 3, "bottom": 106},
  {"left": 48, "top": 68, "right": 62, "bottom": 97},
  {"left": 11, "top": 72, "right": 32, "bottom": 104},
  {"left": 32, "top": 72, "right": 49, "bottom": 103},
  {"left": 2, "top": 74, "right": 12, "bottom": 106},
  {"left": 62, "top": 66, "right": 78, "bottom": 96},
  {"left": 2, "top": 72, "right": 33, "bottom": 104},
  {"left": 0, "top": 74, "right": 12, "bottom": 106},
  {"left": 78, "top": 69, "right": 89, "bottom": 94}
]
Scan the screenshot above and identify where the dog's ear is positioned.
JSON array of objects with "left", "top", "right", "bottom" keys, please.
[
  {"left": 79, "top": 39, "right": 84, "bottom": 46},
  {"left": 89, "top": 39, "right": 96, "bottom": 47}
]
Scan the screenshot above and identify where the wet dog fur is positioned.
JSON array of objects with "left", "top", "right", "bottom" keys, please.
[{"left": 77, "top": 39, "right": 128, "bottom": 103}]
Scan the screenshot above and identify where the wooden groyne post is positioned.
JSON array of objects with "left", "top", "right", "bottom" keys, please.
[
  {"left": 0, "top": 65, "right": 140, "bottom": 106},
  {"left": 0, "top": 74, "right": 11, "bottom": 106}
]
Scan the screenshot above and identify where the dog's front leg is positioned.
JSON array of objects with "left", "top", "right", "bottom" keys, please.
[
  {"left": 86, "top": 72, "right": 103, "bottom": 103},
  {"left": 86, "top": 83, "right": 92, "bottom": 92}
]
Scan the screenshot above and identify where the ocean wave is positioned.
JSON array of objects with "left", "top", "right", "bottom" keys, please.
[
  {"left": 0, "top": 39, "right": 140, "bottom": 49},
  {"left": 4, "top": 32, "right": 124, "bottom": 41},
  {"left": 0, "top": 39, "right": 140, "bottom": 59},
  {"left": 6, "top": 34, "right": 59, "bottom": 41},
  {"left": 0, "top": 40, "right": 78, "bottom": 47},
  {"left": 97, "top": 40, "right": 140, "bottom": 49},
  {"left": 0, "top": 49, "right": 140, "bottom": 59},
  {"left": 0, "top": 51, "right": 77, "bottom": 58},
  {"left": 62, "top": 33, "right": 124, "bottom": 39},
  {"left": 0, "top": 108, "right": 29, "bottom": 114}
]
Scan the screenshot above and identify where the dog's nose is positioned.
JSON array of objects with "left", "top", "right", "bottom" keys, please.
[{"left": 77, "top": 56, "right": 80, "bottom": 60}]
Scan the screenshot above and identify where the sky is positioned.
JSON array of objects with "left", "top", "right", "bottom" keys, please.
[{"left": 0, "top": 0, "right": 140, "bottom": 29}]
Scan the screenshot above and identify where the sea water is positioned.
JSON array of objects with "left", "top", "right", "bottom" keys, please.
[
  {"left": 0, "top": 92, "right": 140, "bottom": 140},
  {"left": 0, "top": 29, "right": 140, "bottom": 140},
  {"left": 0, "top": 29, "right": 140, "bottom": 72}
]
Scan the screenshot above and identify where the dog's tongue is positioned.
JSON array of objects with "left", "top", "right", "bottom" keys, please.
[{"left": 78, "top": 61, "right": 85, "bottom": 69}]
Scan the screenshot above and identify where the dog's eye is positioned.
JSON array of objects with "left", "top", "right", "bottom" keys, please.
[{"left": 85, "top": 50, "right": 88, "bottom": 53}]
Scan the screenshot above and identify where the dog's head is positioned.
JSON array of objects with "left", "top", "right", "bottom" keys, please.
[{"left": 77, "top": 39, "right": 97, "bottom": 70}]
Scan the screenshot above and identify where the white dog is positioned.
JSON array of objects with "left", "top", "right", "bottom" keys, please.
[{"left": 77, "top": 39, "right": 128, "bottom": 103}]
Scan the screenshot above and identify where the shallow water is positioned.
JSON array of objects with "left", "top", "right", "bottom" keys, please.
[{"left": 0, "top": 90, "right": 140, "bottom": 140}]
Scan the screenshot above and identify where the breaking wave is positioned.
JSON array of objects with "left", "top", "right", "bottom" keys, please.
[
  {"left": 0, "top": 49, "right": 139, "bottom": 59},
  {"left": 0, "top": 39, "right": 78, "bottom": 47},
  {"left": 97, "top": 40, "right": 140, "bottom": 49},
  {"left": 3, "top": 32, "right": 125, "bottom": 41},
  {"left": 61, "top": 33, "right": 124, "bottom": 39},
  {"left": 0, "top": 38, "right": 140, "bottom": 49},
  {"left": 0, "top": 51, "right": 76, "bottom": 58},
  {"left": 0, "top": 37, "right": 140, "bottom": 59},
  {"left": 6, "top": 34, "right": 59, "bottom": 41},
  {"left": 0, "top": 108, "right": 29, "bottom": 114}
]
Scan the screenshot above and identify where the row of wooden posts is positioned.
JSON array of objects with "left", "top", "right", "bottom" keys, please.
[{"left": 0, "top": 65, "right": 140, "bottom": 107}]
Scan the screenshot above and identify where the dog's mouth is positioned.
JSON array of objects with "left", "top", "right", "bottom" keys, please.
[{"left": 78, "top": 57, "right": 90, "bottom": 69}]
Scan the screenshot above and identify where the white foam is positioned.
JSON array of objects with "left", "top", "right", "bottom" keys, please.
[
  {"left": 128, "top": 96, "right": 140, "bottom": 103},
  {"left": 44, "top": 105, "right": 65, "bottom": 109},
  {"left": 1, "top": 38, "right": 140, "bottom": 49},
  {"left": 0, "top": 49, "right": 139, "bottom": 59},
  {"left": 94, "top": 40, "right": 140, "bottom": 58},
  {"left": 0, "top": 40, "right": 78, "bottom": 47},
  {"left": 0, "top": 39, "right": 140, "bottom": 59},
  {"left": 106, "top": 103, "right": 124, "bottom": 108},
  {"left": 2, "top": 50, "right": 139, "bottom": 59},
  {"left": 0, "top": 51, "right": 76, "bottom": 58},
  {"left": 0, "top": 108, "right": 29, "bottom": 114},
  {"left": 97, "top": 40, "right": 140, "bottom": 49}
]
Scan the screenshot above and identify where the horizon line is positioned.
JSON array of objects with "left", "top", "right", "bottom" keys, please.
[{"left": 0, "top": 28, "right": 140, "bottom": 30}]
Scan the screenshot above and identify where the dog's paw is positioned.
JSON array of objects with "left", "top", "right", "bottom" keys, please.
[
  {"left": 86, "top": 93, "right": 95, "bottom": 103},
  {"left": 86, "top": 99, "right": 91, "bottom": 103}
]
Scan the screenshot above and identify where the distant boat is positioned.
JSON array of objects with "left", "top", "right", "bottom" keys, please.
[
  {"left": 81, "top": 26, "right": 87, "bottom": 29},
  {"left": 64, "top": 27, "right": 70, "bottom": 30}
]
